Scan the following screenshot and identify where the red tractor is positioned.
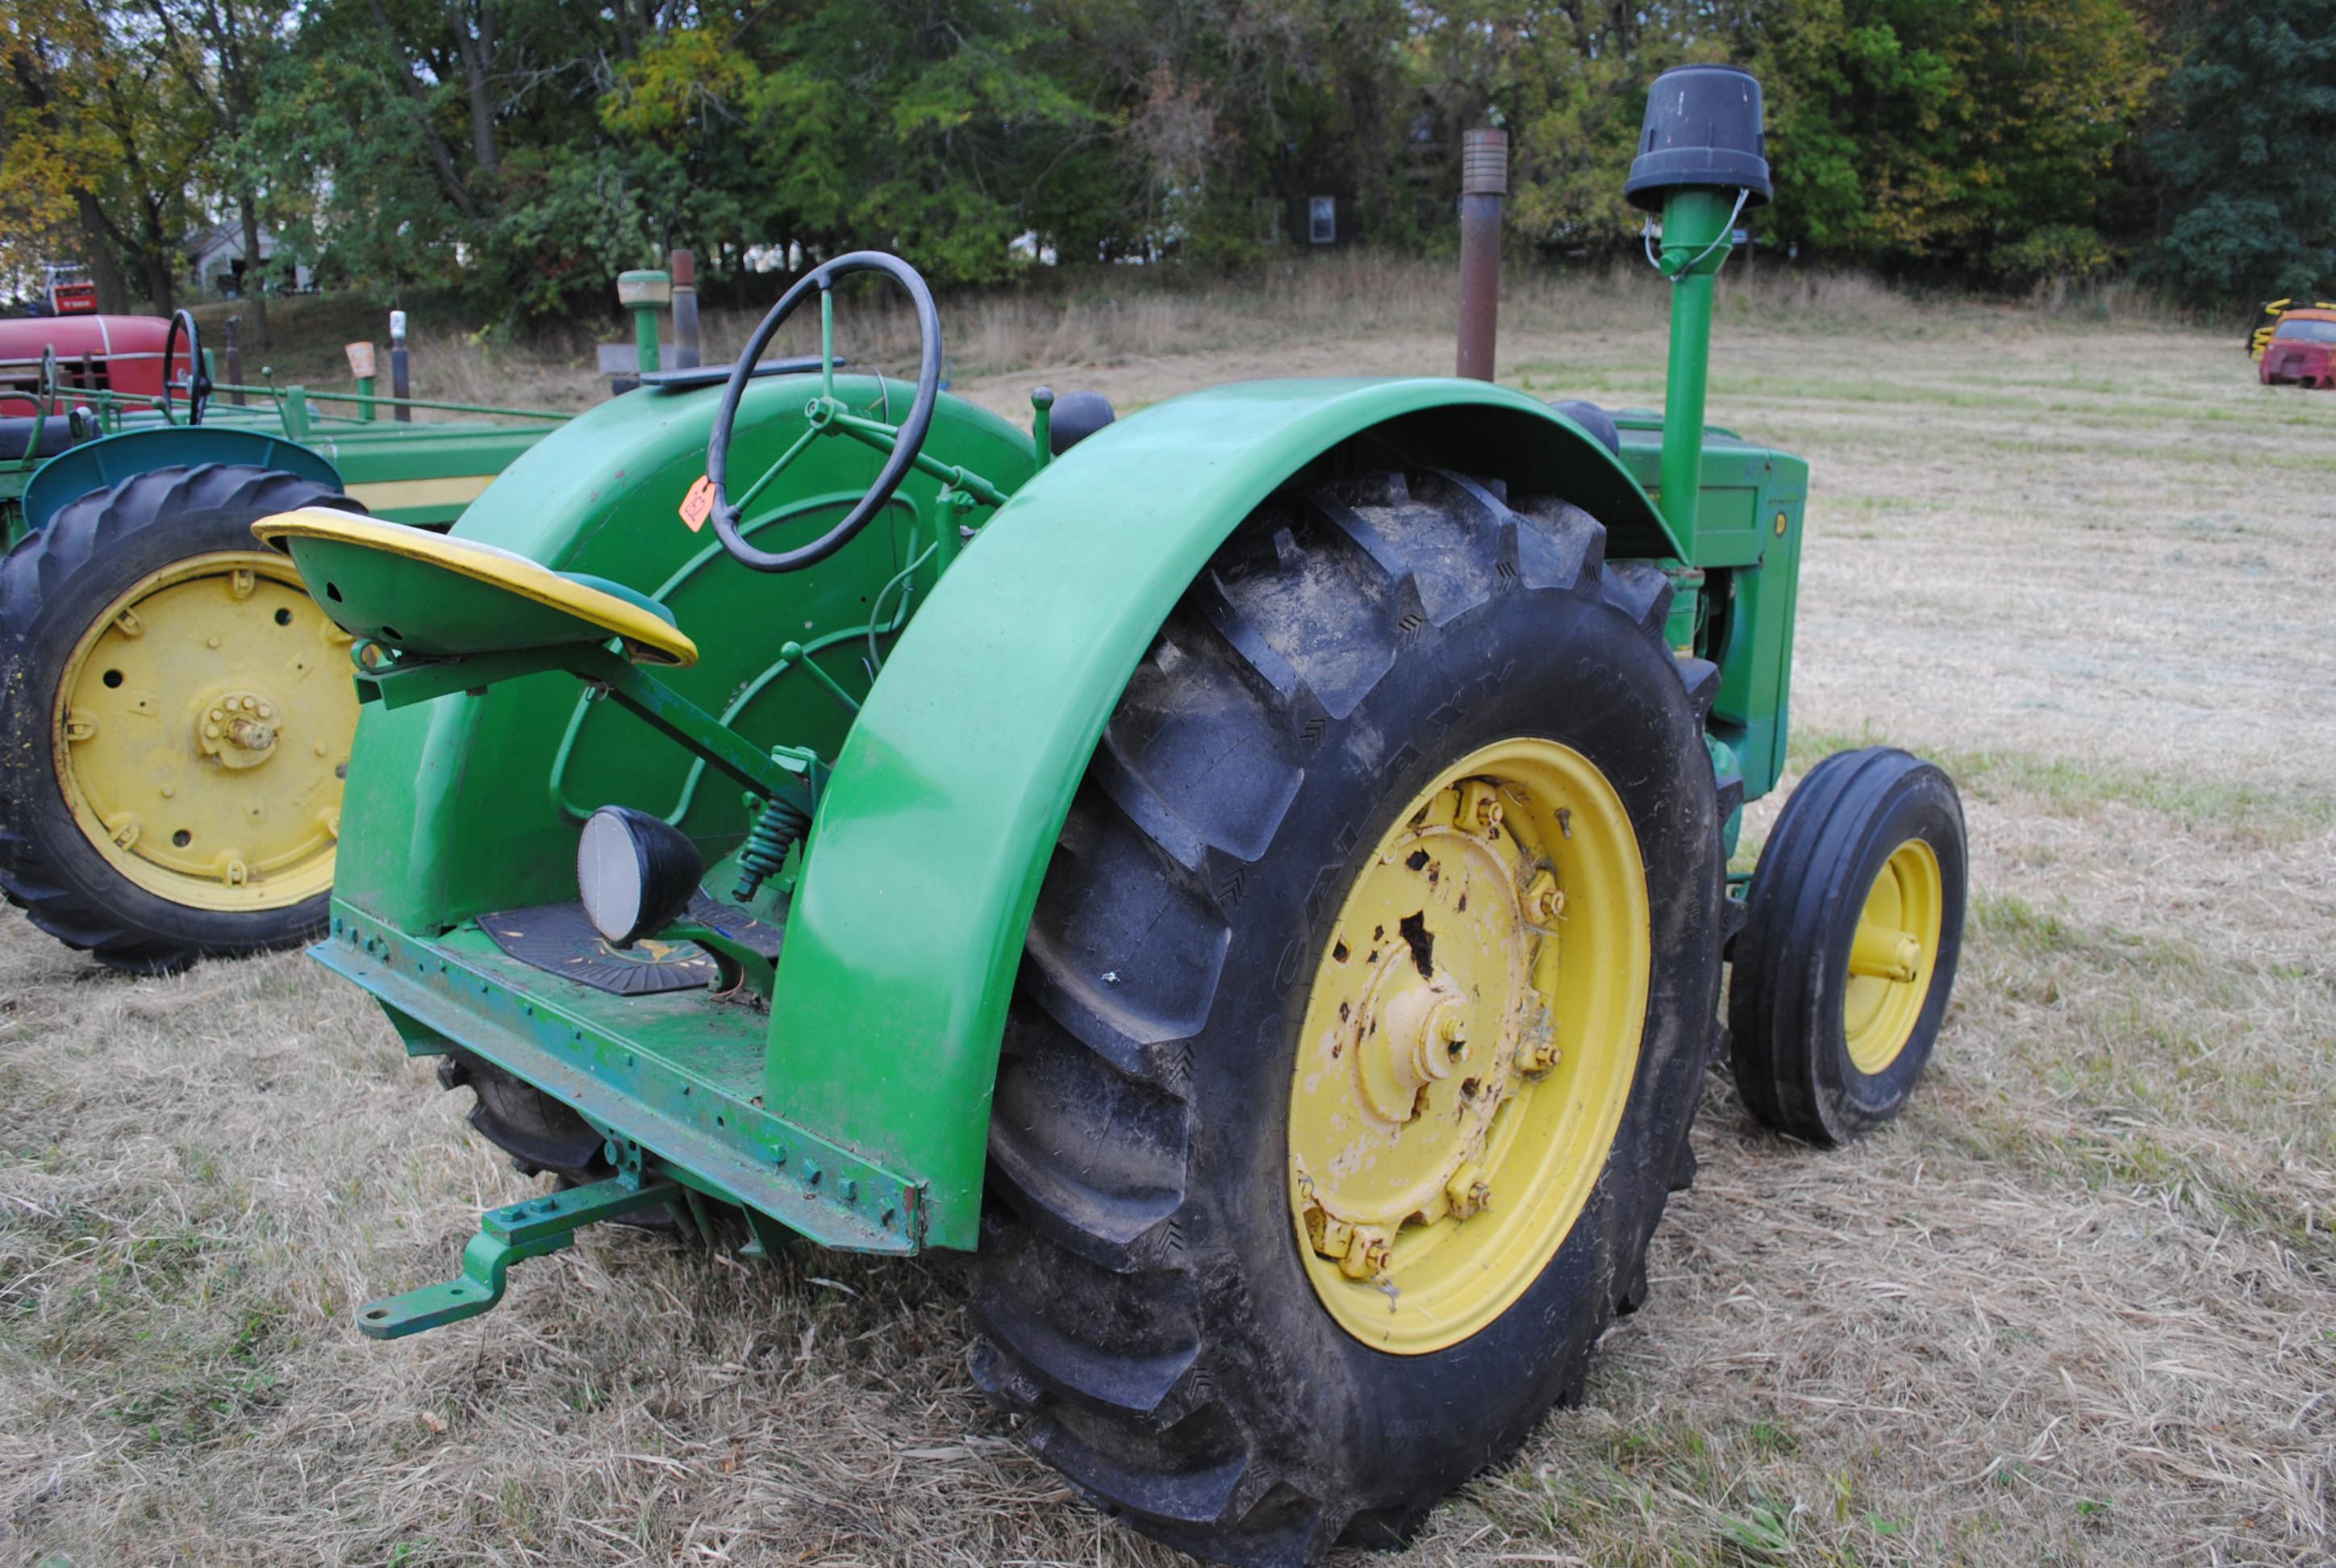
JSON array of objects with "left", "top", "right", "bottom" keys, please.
[{"left": 0, "top": 312, "right": 187, "bottom": 434}]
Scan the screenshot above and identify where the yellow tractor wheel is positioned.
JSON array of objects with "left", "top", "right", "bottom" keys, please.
[
  {"left": 970, "top": 469, "right": 1725, "bottom": 1558},
  {"left": 1728, "top": 746, "right": 1967, "bottom": 1144},
  {"left": 0, "top": 465, "right": 365, "bottom": 971}
]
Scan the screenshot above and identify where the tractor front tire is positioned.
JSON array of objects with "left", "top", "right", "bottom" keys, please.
[
  {"left": 1727, "top": 746, "right": 1967, "bottom": 1145},
  {"left": 971, "top": 469, "right": 1726, "bottom": 1564},
  {"left": 0, "top": 464, "right": 362, "bottom": 972},
  {"left": 436, "top": 1049, "right": 678, "bottom": 1230}
]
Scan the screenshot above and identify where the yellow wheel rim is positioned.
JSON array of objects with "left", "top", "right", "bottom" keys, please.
[
  {"left": 1841, "top": 838, "right": 1944, "bottom": 1075},
  {"left": 1287, "top": 738, "right": 1650, "bottom": 1355},
  {"left": 53, "top": 550, "right": 356, "bottom": 912}
]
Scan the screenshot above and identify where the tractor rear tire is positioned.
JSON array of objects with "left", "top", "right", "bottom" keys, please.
[
  {"left": 1727, "top": 746, "right": 1967, "bottom": 1145},
  {"left": 436, "top": 1048, "right": 612, "bottom": 1181},
  {"left": 0, "top": 464, "right": 362, "bottom": 972},
  {"left": 970, "top": 469, "right": 1725, "bottom": 1564}
]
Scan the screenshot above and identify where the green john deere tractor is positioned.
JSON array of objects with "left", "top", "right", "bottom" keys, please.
[
  {"left": 0, "top": 302, "right": 611, "bottom": 970},
  {"left": 260, "top": 67, "right": 1967, "bottom": 1564}
]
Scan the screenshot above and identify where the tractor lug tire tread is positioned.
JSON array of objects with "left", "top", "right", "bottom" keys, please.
[
  {"left": 1727, "top": 745, "right": 1967, "bottom": 1145},
  {"left": 974, "top": 467, "right": 1726, "bottom": 1564},
  {"left": 0, "top": 465, "right": 362, "bottom": 971}
]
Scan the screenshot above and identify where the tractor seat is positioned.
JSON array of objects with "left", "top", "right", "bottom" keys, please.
[
  {"left": 252, "top": 508, "right": 698, "bottom": 667},
  {"left": 0, "top": 415, "right": 81, "bottom": 461}
]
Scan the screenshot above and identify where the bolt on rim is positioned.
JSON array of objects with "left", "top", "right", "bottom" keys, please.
[
  {"left": 1287, "top": 736, "right": 1651, "bottom": 1354},
  {"left": 54, "top": 550, "right": 356, "bottom": 911}
]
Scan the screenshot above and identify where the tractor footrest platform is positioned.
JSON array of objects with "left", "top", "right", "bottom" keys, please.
[
  {"left": 478, "top": 893, "right": 782, "bottom": 996},
  {"left": 319, "top": 907, "right": 924, "bottom": 1253},
  {"left": 357, "top": 1173, "right": 680, "bottom": 1339}
]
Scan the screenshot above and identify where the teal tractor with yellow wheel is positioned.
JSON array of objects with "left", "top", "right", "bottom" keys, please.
[
  {"left": 0, "top": 287, "right": 683, "bottom": 970},
  {"left": 263, "top": 68, "right": 1966, "bottom": 1564}
]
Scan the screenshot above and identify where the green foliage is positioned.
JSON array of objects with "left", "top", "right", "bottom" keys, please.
[
  {"left": 0, "top": 0, "right": 2254, "bottom": 315},
  {"left": 1992, "top": 223, "right": 2116, "bottom": 288},
  {"left": 0, "top": 1, "right": 223, "bottom": 309},
  {"left": 2142, "top": 0, "right": 2336, "bottom": 304},
  {"left": 1747, "top": 0, "right": 2155, "bottom": 269}
]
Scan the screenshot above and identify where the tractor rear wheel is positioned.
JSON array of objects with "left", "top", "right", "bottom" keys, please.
[
  {"left": 1727, "top": 746, "right": 1967, "bottom": 1145},
  {"left": 971, "top": 469, "right": 1726, "bottom": 1564},
  {"left": 0, "top": 465, "right": 363, "bottom": 972}
]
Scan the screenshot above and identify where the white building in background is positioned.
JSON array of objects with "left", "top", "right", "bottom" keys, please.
[{"left": 183, "top": 221, "right": 314, "bottom": 298}]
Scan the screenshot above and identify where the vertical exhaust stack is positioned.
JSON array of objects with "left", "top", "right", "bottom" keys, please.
[
  {"left": 669, "top": 249, "right": 703, "bottom": 369},
  {"left": 1456, "top": 127, "right": 1508, "bottom": 381},
  {"left": 1626, "top": 65, "right": 1770, "bottom": 555}
]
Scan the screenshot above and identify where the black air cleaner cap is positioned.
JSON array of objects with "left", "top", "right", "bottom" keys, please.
[{"left": 1625, "top": 65, "right": 1771, "bottom": 212}]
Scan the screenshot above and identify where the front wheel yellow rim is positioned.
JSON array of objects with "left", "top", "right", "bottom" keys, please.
[
  {"left": 1841, "top": 838, "right": 1944, "bottom": 1074},
  {"left": 1287, "top": 738, "right": 1650, "bottom": 1355},
  {"left": 53, "top": 550, "right": 356, "bottom": 912}
]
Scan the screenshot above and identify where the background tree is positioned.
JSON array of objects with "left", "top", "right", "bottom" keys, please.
[
  {"left": 141, "top": 0, "right": 298, "bottom": 340},
  {"left": 0, "top": 0, "right": 2250, "bottom": 318},
  {"left": 2142, "top": 0, "right": 2336, "bottom": 304},
  {"left": 1, "top": 0, "right": 214, "bottom": 311}
]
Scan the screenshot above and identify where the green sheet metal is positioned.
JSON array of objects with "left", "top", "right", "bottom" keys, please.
[
  {"left": 316, "top": 369, "right": 1808, "bottom": 1258},
  {"left": 327, "top": 371, "right": 1037, "bottom": 934},
  {"left": 765, "top": 376, "right": 1681, "bottom": 1249},
  {"left": 21, "top": 425, "right": 344, "bottom": 535}
]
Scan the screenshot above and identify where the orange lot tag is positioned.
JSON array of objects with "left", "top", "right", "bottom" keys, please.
[{"left": 678, "top": 474, "right": 716, "bottom": 532}]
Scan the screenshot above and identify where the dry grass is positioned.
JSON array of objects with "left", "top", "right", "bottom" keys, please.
[
  {"left": 209, "top": 256, "right": 2189, "bottom": 421},
  {"left": 6, "top": 269, "right": 2334, "bottom": 1566}
]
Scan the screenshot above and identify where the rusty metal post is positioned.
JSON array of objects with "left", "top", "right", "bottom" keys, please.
[
  {"left": 669, "top": 248, "right": 703, "bottom": 369},
  {"left": 223, "top": 315, "right": 246, "bottom": 405},
  {"left": 1456, "top": 127, "right": 1508, "bottom": 381}
]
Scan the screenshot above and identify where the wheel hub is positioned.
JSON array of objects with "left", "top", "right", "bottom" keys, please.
[
  {"left": 197, "top": 690, "right": 282, "bottom": 769},
  {"left": 1287, "top": 738, "right": 1650, "bottom": 1353},
  {"left": 1841, "top": 838, "right": 1944, "bottom": 1074},
  {"left": 54, "top": 550, "right": 356, "bottom": 911}
]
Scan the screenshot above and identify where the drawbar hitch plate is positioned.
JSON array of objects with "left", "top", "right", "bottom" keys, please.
[{"left": 357, "top": 1168, "right": 678, "bottom": 1340}]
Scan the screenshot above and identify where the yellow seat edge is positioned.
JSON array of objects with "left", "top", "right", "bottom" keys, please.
[{"left": 253, "top": 508, "right": 699, "bottom": 669}]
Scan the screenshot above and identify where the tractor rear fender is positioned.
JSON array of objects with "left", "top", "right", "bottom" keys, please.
[
  {"left": 23, "top": 426, "right": 343, "bottom": 536},
  {"left": 770, "top": 377, "right": 1678, "bottom": 1249}
]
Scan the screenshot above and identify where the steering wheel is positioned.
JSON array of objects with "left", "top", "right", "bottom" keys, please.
[
  {"left": 705, "top": 251, "right": 942, "bottom": 573},
  {"left": 160, "top": 308, "right": 211, "bottom": 426}
]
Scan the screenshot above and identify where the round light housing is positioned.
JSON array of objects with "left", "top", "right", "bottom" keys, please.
[{"left": 578, "top": 805, "right": 703, "bottom": 946}]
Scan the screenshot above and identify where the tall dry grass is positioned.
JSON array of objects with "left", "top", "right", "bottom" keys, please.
[{"left": 201, "top": 255, "right": 2196, "bottom": 423}]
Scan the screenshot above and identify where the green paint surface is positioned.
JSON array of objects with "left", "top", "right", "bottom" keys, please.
[{"left": 312, "top": 366, "right": 1809, "bottom": 1256}]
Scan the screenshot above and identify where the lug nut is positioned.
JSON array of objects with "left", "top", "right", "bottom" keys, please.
[
  {"left": 1462, "top": 780, "right": 1504, "bottom": 833},
  {"left": 1445, "top": 1166, "right": 1491, "bottom": 1220},
  {"left": 1339, "top": 1227, "right": 1392, "bottom": 1280},
  {"left": 1525, "top": 869, "right": 1564, "bottom": 924}
]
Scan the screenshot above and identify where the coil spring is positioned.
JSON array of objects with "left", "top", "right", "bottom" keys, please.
[{"left": 733, "top": 794, "right": 810, "bottom": 901}]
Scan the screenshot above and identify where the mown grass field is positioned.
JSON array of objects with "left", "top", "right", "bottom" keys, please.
[{"left": 6, "top": 271, "right": 2334, "bottom": 1566}]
